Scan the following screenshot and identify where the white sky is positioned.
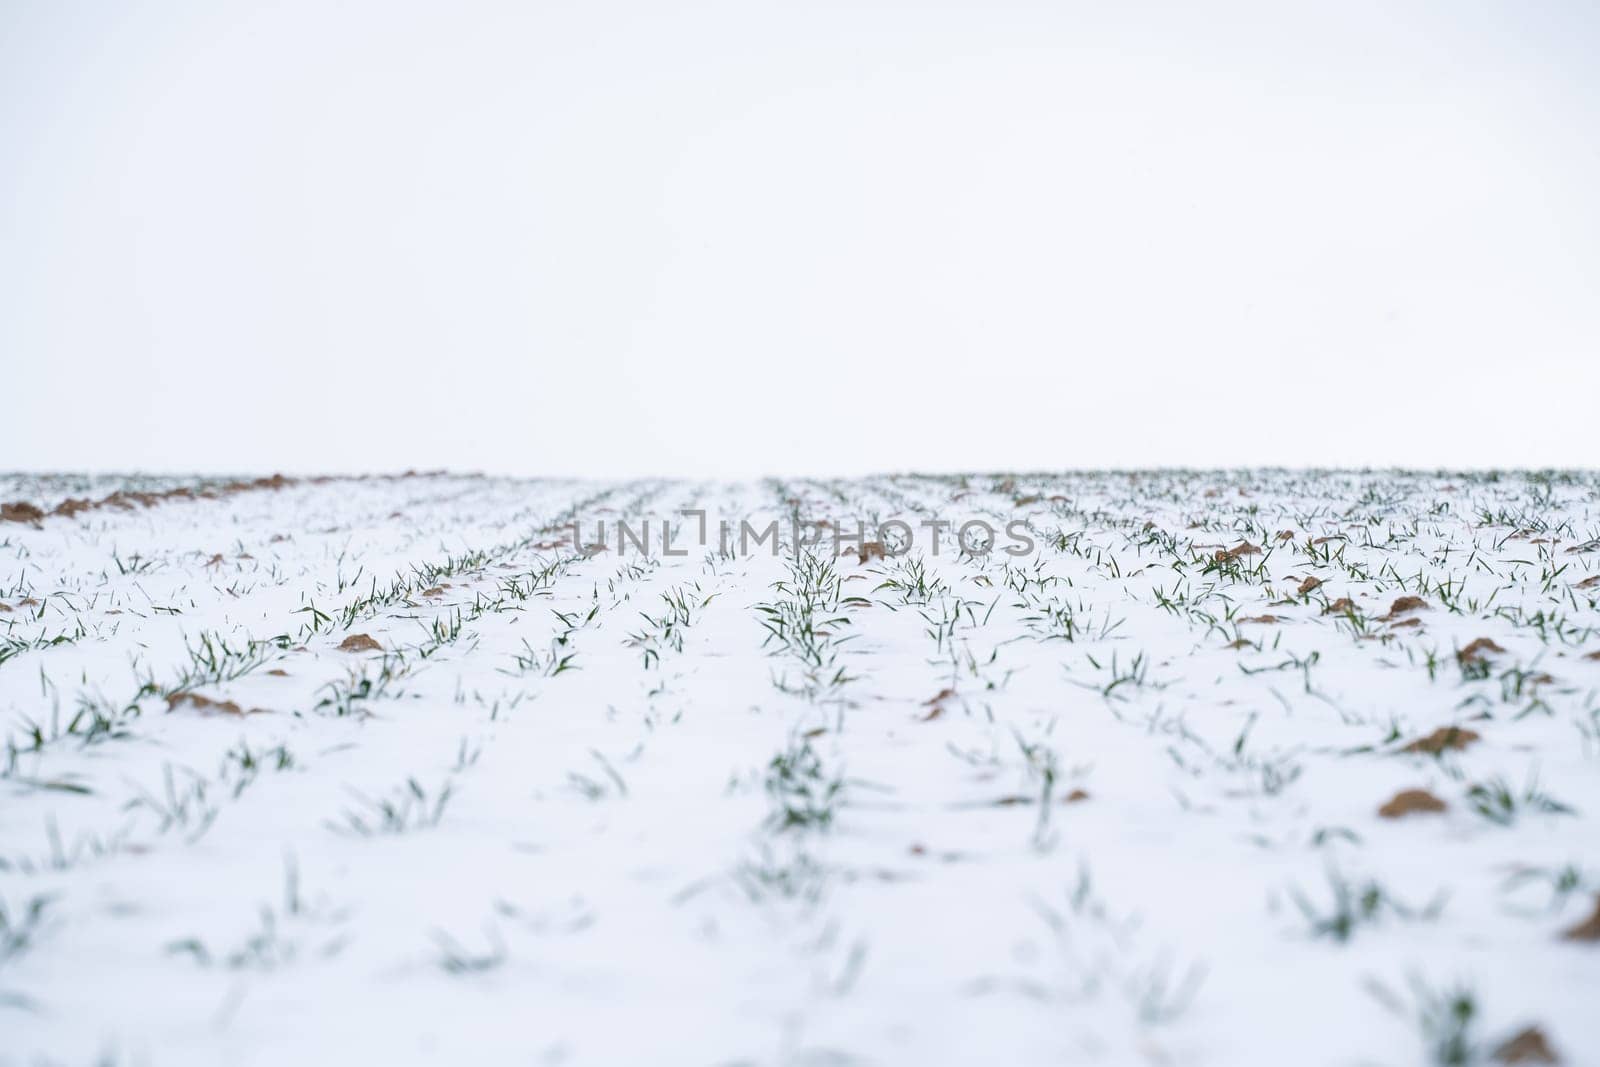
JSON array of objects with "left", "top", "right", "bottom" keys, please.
[{"left": 3, "top": 0, "right": 1597, "bottom": 477}]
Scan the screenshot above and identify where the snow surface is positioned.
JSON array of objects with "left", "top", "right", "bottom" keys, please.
[{"left": 2, "top": 471, "right": 1598, "bottom": 1065}]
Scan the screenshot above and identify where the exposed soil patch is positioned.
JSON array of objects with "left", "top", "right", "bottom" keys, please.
[
  {"left": 1459, "top": 637, "right": 1507, "bottom": 662},
  {"left": 1378, "top": 788, "right": 1448, "bottom": 817},
  {"left": 337, "top": 633, "right": 383, "bottom": 653},
  {"left": 1494, "top": 1026, "right": 1560, "bottom": 1064},
  {"left": 1, "top": 501, "right": 46, "bottom": 524},
  {"left": 1381, "top": 596, "right": 1428, "bottom": 620},
  {"left": 1297, "top": 576, "right": 1323, "bottom": 595},
  {"left": 1402, "top": 726, "right": 1481, "bottom": 754},
  {"left": 167, "top": 691, "right": 266, "bottom": 716},
  {"left": 1323, "top": 597, "right": 1358, "bottom": 615},
  {"left": 1561, "top": 895, "right": 1600, "bottom": 942}
]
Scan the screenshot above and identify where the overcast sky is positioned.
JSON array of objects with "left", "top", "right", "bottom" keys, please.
[{"left": 3, "top": 1, "right": 1597, "bottom": 477}]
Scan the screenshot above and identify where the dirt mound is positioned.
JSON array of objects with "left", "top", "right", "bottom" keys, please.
[
  {"left": 1459, "top": 637, "right": 1507, "bottom": 662},
  {"left": 1493, "top": 1026, "right": 1559, "bottom": 1063},
  {"left": 1378, "top": 788, "right": 1447, "bottom": 817},
  {"left": 1, "top": 501, "right": 45, "bottom": 524},
  {"left": 338, "top": 633, "right": 383, "bottom": 653},
  {"left": 1382, "top": 596, "right": 1428, "bottom": 620}
]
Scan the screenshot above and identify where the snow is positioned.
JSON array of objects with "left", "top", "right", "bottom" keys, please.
[{"left": 2, "top": 470, "right": 1598, "bottom": 1065}]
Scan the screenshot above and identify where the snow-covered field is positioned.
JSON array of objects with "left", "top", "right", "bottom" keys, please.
[{"left": 2, "top": 471, "right": 1598, "bottom": 1066}]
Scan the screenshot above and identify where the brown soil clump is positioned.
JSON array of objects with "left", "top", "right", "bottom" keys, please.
[
  {"left": 858, "top": 542, "right": 887, "bottom": 564},
  {"left": 1459, "top": 637, "right": 1506, "bottom": 662},
  {"left": 1561, "top": 895, "right": 1600, "bottom": 942},
  {"left": 167, "top": 692, "right": 263, "bottom": 716},
  {"left": 1378, "top": 788, "right": 1447, "bottom": 818},
  {"left": 1402, "top": 726, "right": 1481, "bottom": 754},
  {"left": 1575, "top": 575, "right": 1600, "bottom": 590},
  {"left": 1324, "top": 598, "right": 1357, "bottom": 615},
  {"left": 1297, "top": 576, "right": 1323, "bottom": 594},
  {"left": 1493, "top": 1027, "right": 1560, "bottom": 1064},
  {"left": 1, "top": 501, "right": 45, "bottom": 524},
  {"left": 337, "top": 633, "right": 383, "bottom": 653},
  {"left": 1382, "top": 596, "right": 1428, "bottom": 620},
  {"left": 1240, "top": 615, "right": 1282, "bottom": 624},
  {"left": 1214, "top": 542, "right": 1261, "bottom": 562}
]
